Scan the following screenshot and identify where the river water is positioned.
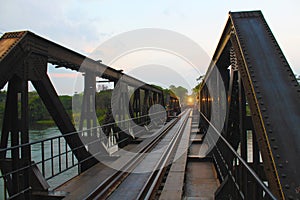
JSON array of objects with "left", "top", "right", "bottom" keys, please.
[{"left": 0, "top": 127, "right": 78, "bottom": 199}]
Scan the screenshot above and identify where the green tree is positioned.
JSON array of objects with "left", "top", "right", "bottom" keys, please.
[
  {"left": 169, "top": 85, "right": 188, "bottom": 103},
  {"left": 28, "top": 92, "right": 73, "bottom": 124},
  {"left": 95, "top": 90, "right": 112, "bottom": 124},
  {"left": 29, "top": 94, "right": 51, "bottom": 123},
  {"left": 59, "top": 95, "right": 72, "bottom": 117},
  {"left": 0, "top": 91, "right": 6, "bottom": 129},
  {"left": 192, "top": 83, "right": 200, "bottom": 96}
]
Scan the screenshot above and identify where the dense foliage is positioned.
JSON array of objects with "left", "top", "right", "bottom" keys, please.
[{"left": 0, "top": 90, "right": 113, "bottom": 128}]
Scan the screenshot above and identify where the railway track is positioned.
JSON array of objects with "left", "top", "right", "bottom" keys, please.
[{"left": 86, "top": 109, "right": 191, "bottom": 199}]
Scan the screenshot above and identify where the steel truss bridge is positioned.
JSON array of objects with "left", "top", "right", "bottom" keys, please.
[{"left": 0, "top": 10, "right": 299, "bottom": 200}]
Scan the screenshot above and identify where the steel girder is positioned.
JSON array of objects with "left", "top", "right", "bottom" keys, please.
[{"left": 200, "top": 11, "right": 300, "bottom": 199}]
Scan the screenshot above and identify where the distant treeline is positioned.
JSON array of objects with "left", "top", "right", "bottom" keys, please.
[
  {"left": 0, "top": 90, "right": 112, "bottom": 128},
  {"left": 0, "top": 84, "right": 194, "bottom": 129}
]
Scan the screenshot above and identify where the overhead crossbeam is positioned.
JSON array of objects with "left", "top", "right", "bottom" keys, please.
[{"left": 0, "top": 31, "right": 162, "bottom": 94}]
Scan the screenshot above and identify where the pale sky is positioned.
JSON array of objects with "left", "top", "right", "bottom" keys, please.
[{"left": 1, "top": 0, "right": 299, "bottom": 95}]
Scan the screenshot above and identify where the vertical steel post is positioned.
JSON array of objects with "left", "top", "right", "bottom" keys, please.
[
  {"left": 80, "top": 71, "right": 97, "bottom": 136},
  {"left": 238, "top": 71, "right": 247, "bottom": 198},
  {"left": 1, "top": 75, "right": 30, "bottom": 199},
  {"left": 143, "top": 90, "right": 149, "bottom": 124}
]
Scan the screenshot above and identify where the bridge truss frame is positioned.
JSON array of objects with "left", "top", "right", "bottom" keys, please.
[
  {"left": 199, "top": 11, "right": 299, "bottom": 200},
  {"left": 0, "top": 30, "right": 164, "bottom": 199}
]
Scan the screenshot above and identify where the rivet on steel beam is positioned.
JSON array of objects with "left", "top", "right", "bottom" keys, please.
[
  {"left": 278, "top": 164, "right": 283, "bottom": 168},
  {"left": 270, "top": 138, "right": 275, "bottom": 141},
  {"left": 276, "top": 154, "right": 280, "bottom": 158},
  {"left": 285, "top": 184, "right": 290, "bottom": 189},
  {"left": 288, "top": 195, "right": 293, "bottom": 200},
  {"left": 273, "top": 146, "right": 278, "bottom": 150},
  {"left": 282, "top": 174, "right": 286, "bottom": 178}
]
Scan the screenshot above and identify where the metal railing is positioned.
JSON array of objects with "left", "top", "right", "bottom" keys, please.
[
  {"left": 200, "top": 113, "right": 277, "bottom": 200},
  {"left": 0, "top": 111, "right": 167, "bottom": 200}
]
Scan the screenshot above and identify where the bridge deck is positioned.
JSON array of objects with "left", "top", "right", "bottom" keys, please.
[
  {"left": 185, "top": 160, "right": 219, "bottom": 199},
  {"left": 55, "top": 110, "right": 219, "bottom": 199},
  {"left": 54, "top": 163, "right": 114, "bottom": 199},
  {"left": 159, "top": 113, "right": 191, "bottom": 200},
  {"left": 54, "top": 117, "right": 179, "bottom": 199},
  {"left": 160, "top": 113, "right": 219, "bottom": 200},
  {"left": 185, "top": 116, "right": 219, "bottom": 199}
]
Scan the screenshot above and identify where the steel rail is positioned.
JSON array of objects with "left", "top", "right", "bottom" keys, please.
[
  {"left": 136, "top": 109, "right": 190, "bottom": 200},
  {"left": 0, "top": 111, "right": 168, "bottom": 200},
  {"left": 86, "top": 110, "right": 188, "bottom": 199}
]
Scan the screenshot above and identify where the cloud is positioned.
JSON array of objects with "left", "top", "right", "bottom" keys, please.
[
  {"left": 0, "top": 0, "right": 112, "bottom": 55},
  {"left": 49, "top": 73, "right": 79, "bottom": 78}
]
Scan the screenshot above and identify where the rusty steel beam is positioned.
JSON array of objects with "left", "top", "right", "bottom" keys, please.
[
  {"left": 0, "top": 31, "right": 162, "bottom": 94},
  {"left": 31, "top": 73, "right": 98, "bottom": 171},
  {"left": 200, "top": 10, "right": 299, "bottom": 199},
  {"left": 0, "top": 29, "right": 164, "bottom": 172},
  {"left": 230, "top": 10, "right": 300, "bottom": 199}
]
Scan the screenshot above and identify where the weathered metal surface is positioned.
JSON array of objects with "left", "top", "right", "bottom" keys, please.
[
  {"left": 230, "top": 11, "right": 300, "bottom": 199},
  {"left": 56, "top": 112, "right": 188, "bottom": 199},
  {"left": 106, "top": 111, "right": 190, "bottom": 200},
  {"left": 0, "top": 31, "right": 25, "bottom": 60},
  {"left": 31, "top": 74, "right": 98, "bottom": 171},
  {"left": 0, "top": 31, "right": 162, "bottom": 93},
  {"left": 0, "top": 32, "right": 29, "bottom": 88},
  {"left": 0, "top": 31, "right": 163, "bottom": 94},
  {"left": 159, "top": 112, "right": 191, "bottom": 200},
  {"left": 199, "top": 10, "right": 299, "bottom": 199},
  {"left": 183, "top": 111, "right": 219, "bottom": 199},
  {"left": 0, "top": 75, "right": 31, "bottom": 197},
  {"left": 185, "top": 161, "right": 219, "bottom": 199},
  {"left": 0, "top": 29, "right": 168, "bottom": 199}
]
